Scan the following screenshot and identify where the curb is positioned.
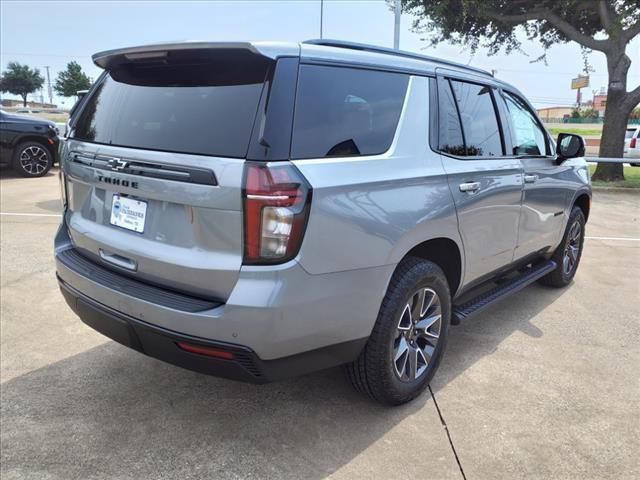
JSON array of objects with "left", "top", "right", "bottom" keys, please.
[{"left": 591, "top": 186, "right": 640, "bottom": 193}]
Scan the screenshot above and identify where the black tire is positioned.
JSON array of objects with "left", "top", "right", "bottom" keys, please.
[
  {"left": 345, "top": 257, "right": 451, "bottom": 405},
  {"left": 13, "top": 141, "right": 53, "bottom": 177},
  {"left": 539, "top": 206, "right": 586, "bottom": 288}
]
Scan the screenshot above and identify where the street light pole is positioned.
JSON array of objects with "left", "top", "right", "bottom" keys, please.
[
  {"left": 393, "top": 0, "right": 401, "bottom": 49},
  {"left": 320, "top": 0, "right": 323, "bottom": 39},
  {"left": 44, "top": 66, "right": 52, "bottom": 105}
]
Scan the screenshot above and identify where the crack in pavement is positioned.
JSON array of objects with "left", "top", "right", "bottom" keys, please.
[{"left": 429, "top": 384, "right": 467, "bottom": 480}]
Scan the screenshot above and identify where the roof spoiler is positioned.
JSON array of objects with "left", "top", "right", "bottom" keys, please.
[{"left": 92, "top": 41, "right": 294, "bottom": 70}]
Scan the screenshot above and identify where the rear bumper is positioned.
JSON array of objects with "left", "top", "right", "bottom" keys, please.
[
  {"left": 58, "top": 276, "right": 367, "bottom": 383},
  {"left": 55, "top": 223, "right": 394, "bottom": 378}
]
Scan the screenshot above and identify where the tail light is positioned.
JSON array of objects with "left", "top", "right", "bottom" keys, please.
[
  {"left": 243, "top": 162, "right": 311, "bottom": 264},
  {"left": 631, "top": 137, "right": 637, "bottom": 148}
]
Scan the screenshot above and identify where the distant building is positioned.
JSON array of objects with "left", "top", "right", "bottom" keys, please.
[
  {"left": 536, "top": 106, "right": 573, "bottom": 121},
  {"left": 592, "top": 93, "right": 607, "bottom": 115}
]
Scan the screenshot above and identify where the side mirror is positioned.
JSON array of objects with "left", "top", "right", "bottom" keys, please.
[{"left": 557, "top": 133, "right": 585, "bottom": 160}]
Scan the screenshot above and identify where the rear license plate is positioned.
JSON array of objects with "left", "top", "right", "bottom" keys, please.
[{"left": 110, "top": 194, "right": 147, "bottom": 233}]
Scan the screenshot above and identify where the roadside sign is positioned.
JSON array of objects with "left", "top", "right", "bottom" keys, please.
[{"left": 571, "top": 76, "right": 590, "bottom": 89}]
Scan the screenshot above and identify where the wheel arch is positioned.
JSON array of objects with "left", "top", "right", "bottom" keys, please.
[
  {"left": 573, "top": 192, "right": 591, "bottom": 222},
  {"left": 400, "top": 237, "right": 463, "bottom": 297}
]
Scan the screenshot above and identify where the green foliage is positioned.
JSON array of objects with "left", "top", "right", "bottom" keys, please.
[
  {"left": 54, "top": 61, "right": 91, "bottom": 97},
  {"left": 0, "top": 62, "right": 44, "bottom": 106},
  {"left": 547, "top": 128, "right": 602, "bottom": 136},
  {"left": 589, "top": 165, "right": 640, "bottom": 189},
  {"left": 631, "top": 107, "right": 640, "bottom": 120},
  {"left": 580, "top": 108, "right": 599, "bottom": 119},
  {"left": 400, "top": 1, "right": 640, "bottom": 57},
  {"left": 563, "top": 108, "right": 602, "bottom": 121}
]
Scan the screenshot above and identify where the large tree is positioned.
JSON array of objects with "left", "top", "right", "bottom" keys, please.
[
  {"left": 0, "top": 62, "right": 44, "bottom": 107},
  {"left": 54, "top": 61, "right": 91, "bottom": 98},
  {"left": 401, "top": 0, "right": 640, "bottom": 181}
]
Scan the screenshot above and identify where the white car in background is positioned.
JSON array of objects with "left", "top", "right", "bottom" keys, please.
[{"left": 625, "top": 126, "right": 640, "bottom": 166}]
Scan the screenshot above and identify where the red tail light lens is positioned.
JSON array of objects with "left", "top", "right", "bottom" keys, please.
[
  {"left": 631, "top": 137, "right": 637, "bottom": 148},
  {"left": 243, "top": 162, "right": 311, "bottom": 264}
]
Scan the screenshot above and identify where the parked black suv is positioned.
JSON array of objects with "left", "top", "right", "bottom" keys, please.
[{"left": 0, "top": 110, "right": 59, "bottom": 177}]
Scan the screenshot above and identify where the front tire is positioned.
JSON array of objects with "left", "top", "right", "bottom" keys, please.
[
  {"left": 346, "top": 258, "right": 451, "bottom": 405},
  {"left": 13, "top": 142, "right": 53, "bottom": 177},
  {"left": 539, "top": 206, "right": 586, "bottom": 288}
]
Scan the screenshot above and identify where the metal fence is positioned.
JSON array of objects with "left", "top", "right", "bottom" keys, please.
[
  {"left": 541, "top": 118, "right": 640, "bottom": 125},
  {"left": 585, "top": 157, "right": 631, "bottom": 164}
]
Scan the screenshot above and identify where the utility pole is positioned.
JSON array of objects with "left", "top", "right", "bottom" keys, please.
[
  {"left": 576, "top": 88, "right": 581, "bottom": 108},
  {"left": 319, "top": 0, "right": 323, "bottom": 39},
  {"left": 393, "top": 0, "right": 401, "bottom": 49},
  {"left": 44, "top": 66, "right": 52, "bottom": 105}
]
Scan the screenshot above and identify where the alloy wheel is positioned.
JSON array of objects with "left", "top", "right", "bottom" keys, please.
[
  {"left": 19, "top": 146, "right": 49, "bottom": 175},
  {"left": 562, "top": 220, "right": 581, "bottom": 276},
  {"left": 393, "top": 287, "right": 442, "bottom": 382}
]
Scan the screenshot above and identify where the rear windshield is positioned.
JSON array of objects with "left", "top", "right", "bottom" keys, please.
[
  {"left": 291, "top": 65, "right": 409, "bottom": 159},
  {"left": 626, "top": 129, "right": 637, "bottom": 139},
  {"left": 73, "top": 62, "right": 268, "bottom": 158}
]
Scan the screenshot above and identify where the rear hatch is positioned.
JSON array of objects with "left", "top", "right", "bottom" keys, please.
[{"left": 62, "top": 43, "right": 298, "bottom": 301}]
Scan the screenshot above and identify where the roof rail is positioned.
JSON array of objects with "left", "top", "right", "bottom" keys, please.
[{"left": 303, "top": 39, "right": 493, "bottom": 77}]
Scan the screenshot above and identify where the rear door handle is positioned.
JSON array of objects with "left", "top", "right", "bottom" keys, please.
[
  {"left": 524, "top": 174, "right": 538, "bottom": 184},
  {"left": 459, "top": 182, "right": 480, "bottom": 193}
]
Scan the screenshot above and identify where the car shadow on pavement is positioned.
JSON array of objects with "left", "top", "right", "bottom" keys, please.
[
  {"left": 0, "top": 283, "right": 569, "bottom": 479},
  {"left": 434, "top": 282, "right": 567, "bottom": 389},
  {"left": 34, "top": 199, "right": 64, "bottom": 213}
]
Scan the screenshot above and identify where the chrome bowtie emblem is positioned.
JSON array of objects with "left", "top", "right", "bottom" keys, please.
[{"left": 107, "top": 158, "right": 128, "bottom": 171}]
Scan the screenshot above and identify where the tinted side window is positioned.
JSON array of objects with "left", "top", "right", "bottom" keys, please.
[
  {"left": 502, "top": 92, "right": 548, "bottom": 156},
  {"left": 437, "top": 79, "right": 465, "bottom": 155},
  {"left": 450, "top": 80, "right": 503, "bottom": 157},
  {"left": 291, "top": 65, "right": 409, "bottom": 159}
]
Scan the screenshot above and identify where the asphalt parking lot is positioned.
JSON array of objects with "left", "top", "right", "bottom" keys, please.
[{"left": 1, "top": 168, "right": 638, "bottom": 480}]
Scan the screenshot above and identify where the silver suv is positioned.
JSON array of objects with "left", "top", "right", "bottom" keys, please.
[{"left": 55, "top": 40, "right": 591, "bottom": 405}]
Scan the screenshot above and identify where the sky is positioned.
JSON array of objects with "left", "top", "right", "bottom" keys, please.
[{"left": 1, "top": 0, "right": 639, "bottom": 109}]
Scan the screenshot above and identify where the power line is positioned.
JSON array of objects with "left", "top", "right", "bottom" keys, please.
[
  {"left": 1, "top": 51, "right": 638, "bottom": 77},
  {"left": 0, "top": 51, "right": 92, "bottom": 58}
]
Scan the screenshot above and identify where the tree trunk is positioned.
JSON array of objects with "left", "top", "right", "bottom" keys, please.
[
  {"left": 594, "top": 96, "right": 630, "bottom": 181},
  {"left": 21, "top": 94, "right": 27, "bottom": 107},
  {"left": 592, "top": 50, "right": 633, "bottom": 182}
]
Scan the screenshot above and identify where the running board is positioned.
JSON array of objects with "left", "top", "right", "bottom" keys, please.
[{"left": 452, "top": 260, "right": 557, "bottom": 324}]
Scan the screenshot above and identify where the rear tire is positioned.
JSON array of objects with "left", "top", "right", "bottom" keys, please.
[
  {"left": 539, "top": 206, "right": 585, "bottom": 288},
  {"left": 13, "top": 141, "right": 53, "bottom": 177},
  {"left": 345, "top": 257, "right": 450, "bottom": 405}
]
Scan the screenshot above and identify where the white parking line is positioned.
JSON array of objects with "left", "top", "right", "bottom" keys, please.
[
  {"left": 585, "top": 236, "right": 640, "bottom": 242},
  {"left": 0, "top": 212, "right": 62, "bottom": 217}
]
